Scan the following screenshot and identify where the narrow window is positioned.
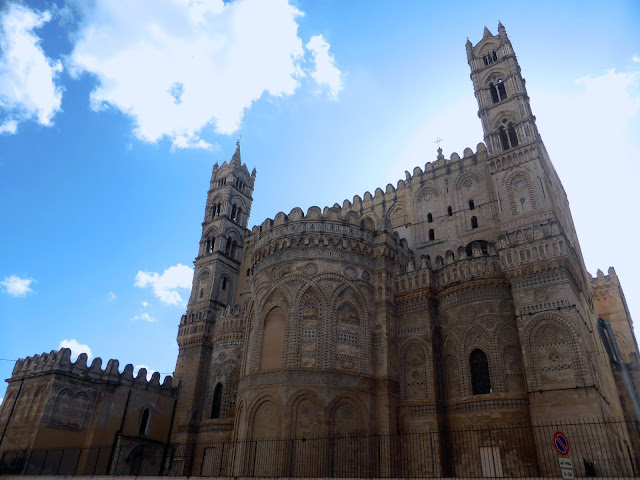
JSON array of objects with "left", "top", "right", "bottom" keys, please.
[
  {"left": 469, "top": 200, "right": 475, "bottom": 210},
  {"left": 499, "top": 126, "right": 510, "bottom": 151},
  {"left": 489, "top": 83, "right": 499, "bottom": 103},
  {"left": 483, "top": 56, "right": 488, "bottom": 66},
  {"left": 139, "top": 408, "right": 150, "bottom": 435},
  {"left": 427, "top": 213, "right": 433, "bottom": 223},
  {"left": 222, "top": 277, "right": 228, "bottom": 290},
  {"left": 231, "top": 205, "right": 237, "bottom": 221},
  {"left": 470, "top": 349, "right": 491, "bottom": 395},
  {"left": 492, "top": 51, "right": 497, "bottom": 62},
  {"left": 447, "top": 206, "right": 452, "bottom": 216},
  {"left": 497, "top": 79, "right": 507, "bottom": 100},
  {"left": 428, "top": 229, "right": 435, "bottom": 241},
  {"left": 199, "top": 289, "right": 204, "bottom": 299},
  {"left": 471, "top": 216, "right": 478, "bottom": 229},
  {"left": 246, "top": 269, "right": 250, "bottom": 276},
  {"left": 236, "top": 208, "right": 243, "bottom": 224},
  {"left": 211, "top": 383, "right": 223, "bottom": 419},
  {"left": 508, "top": 124, "right": 519, "bottom": 148}
]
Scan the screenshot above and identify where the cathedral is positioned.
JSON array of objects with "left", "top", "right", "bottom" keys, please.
[{"left": 1, "top": 24, "right": 639, "bottom": 478}]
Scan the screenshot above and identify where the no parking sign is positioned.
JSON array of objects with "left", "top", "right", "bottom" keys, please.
[{"left": 553, "top": 431, "right": 570, "bottom": 456}]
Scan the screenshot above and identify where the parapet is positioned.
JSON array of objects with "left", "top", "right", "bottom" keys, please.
[{"left": 10, "top": 348, "right": 174, "bottom": 395}]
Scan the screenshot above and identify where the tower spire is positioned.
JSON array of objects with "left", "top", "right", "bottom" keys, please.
[{"left": 230, "top": 139, "right": 241, "bottom": 166}]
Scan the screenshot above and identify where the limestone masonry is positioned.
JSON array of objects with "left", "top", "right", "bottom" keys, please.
[{"left": 2, "top": 24, "right": 639, "bottom": 477}]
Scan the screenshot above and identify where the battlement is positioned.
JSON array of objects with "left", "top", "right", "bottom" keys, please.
[
  {"left": 592, "top": 267, "right": 619, "bottom": 287},
  {"left": 248, "top": 143, "right": 488, "bottom": 240},
  {"left": 395, "top": 241, "right": 500, "bottom": 293},
  {"left": 10, "top": 348, "right": 174, "bottom": 395}
]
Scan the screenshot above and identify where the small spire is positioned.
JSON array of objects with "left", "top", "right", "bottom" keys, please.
[
  {"left": 466, "top": 37, "right": 472, "bottom": 45},
  {"left": 434, "top": 137, "right": 445, "bottom": 160},
  {"left": 483, "top": 26, "right": 492, "bottom": 38},
  {"left": 230, "top": 139, "right": 241, "bottom": 166}
]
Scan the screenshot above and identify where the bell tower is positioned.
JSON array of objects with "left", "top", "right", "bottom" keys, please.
[
  {"left": 189, "top": 140, "right": 255, "bottom": 315},
  {"left": 171, "top": 142, "right": 256, "bottom": 459},
  {"left": 467, "top": 22, "right": 539, "bottom": 156}
]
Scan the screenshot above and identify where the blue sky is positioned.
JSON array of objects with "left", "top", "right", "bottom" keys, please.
[{"left": 1, "top": 0, "right": 639, "bottom": 402}]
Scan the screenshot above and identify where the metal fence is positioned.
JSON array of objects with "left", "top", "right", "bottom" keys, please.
[{"left": 1, "top": 419, "right": 639, "bottom": 477}]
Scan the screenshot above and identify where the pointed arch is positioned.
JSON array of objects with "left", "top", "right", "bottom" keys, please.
[{"left": 260, "top": 306, "right": 286, "bottom": 370}]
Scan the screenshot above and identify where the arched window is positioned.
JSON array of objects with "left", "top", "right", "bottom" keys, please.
[
  {"left": 447, "top": 206, "right": 452, "bottom": 216},
  {"left": 470, "top": 349, "right": 491, "bottom": 395},
  {"left": 427, "top": 213, "right": 433, "bottom": 223},
  {"left": 499, "top": 121, "right": 519, "bottom": 151},
  {"left": 222, "top": 277, "right": 228, "bottom": 290},
  {"left": 139, "top": 407, "right": 150, "bottom": 435},
  {"left": 489, "top": 83, "right": 499, "bottom": 103},
  {"left": 471, "top": 216, "right": 478, "bottom": 229},
  {"left": 428, "top": 229, "right": 435, "bottom": 241},
  {"left": 231, "top": 205, "right": 237, "bottom": 221},
  {"left": 211, "top": 383, "right": 223, "bottom": 419},
  {"left": 468, "top": 200, "right": 475, "bottom": 210}
]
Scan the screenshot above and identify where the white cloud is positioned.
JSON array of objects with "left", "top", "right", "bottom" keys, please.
[
  {"left": 633, "top": 54, "right": 640, "bottom": 63},
  {"left": 134, "top": 263, "right": 193, "bottom": 306},
  {"left": 141, "top": 301, "right": 149, "bottom": 308},
  {"left": 132, "top": 312, "right": 157, "bottom": 323},
  {"left": 1, "top": 274, "right": 36, "bottom": 297},
  {"left": 59, "top": 339, "right": 92, "bottom": 361},
  {"left": 107, "top": 291, "right": 117, "bottom": 301},
  {"left": 0, "top": 3, "right": 63, "bottom": 133},
  {"left": 306, "top": 35, "right": 342, "bottom": 99},
  {"left": 133, "top": 364, "right": 156, "bottom": 380},
  {"left": 68, "top": 0, "right": 312, "bottom": 149}
]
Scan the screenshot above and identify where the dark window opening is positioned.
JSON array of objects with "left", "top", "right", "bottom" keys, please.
[
  {"left": 428, "top": 229, "right": 435, "bottom": 241},
  {"left": 497, "top": 79, "right": 507, "bottom": 100},
  {"left": 231, "top": 205, "right": 237, "bottom": 220},
  {"left": 447, "top": 206, "right": 452, "bottom": 216},
  {"left": 246, "top": 269, "right": 250, "bottom": 276},
  {"left": 492, "top": 51, "right": 497, "bottom": 62},
  {"left": 471, "top": 216, "right": 478, "bottom": 229},
  {"left": 499, "top": 126, "right": 510, "bottom": 151},
  {"left": 222, "top": 278, "right": 228, "bottom": 290},
  {"left": 470, "top": 349, "right": 491, "bottom": 395},
  {"left": 508, "top": 124, "right": 519, "bottom": 148},
  {"left": 427, "top": 213, "right": 433, "bottom": 223},
  {"left": 211, "top": 383, "right": 223, "bottom": 419},
  {"left": 469, "top": 200, "right": 475, "bottom": 210},
  {"left": 490, "top": 83, "right": 499, "bottom": 103},
  {"left": 199, "top": 289, "right": 204, "bottom": 299},
  {"left": 139, "top": 408, "right": 150, "bottom": 435}
]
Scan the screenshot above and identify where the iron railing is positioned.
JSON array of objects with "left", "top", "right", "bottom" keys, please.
[{"left": 1, "top": 419, "right": 639, "bottom": 477}]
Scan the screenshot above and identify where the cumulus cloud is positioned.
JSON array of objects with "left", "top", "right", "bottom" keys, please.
[
  {"left": 132, "top": 312, "right": 157, "bottom": 323},
  {"left": 1, "top": 274, "right": 36, "bottom": 297},
  {"left": 59, "top": 339, "right": 92, "bottom": 361},
  {"left": 134, "top": 263, "right": 193, "bottom": 306},
  {"left": 306, "top": 35, "right": 342, "bottom": 99},
  {"left": 68, "top": 0, "right": 317, "bottom": 149},
  {"left": 0, "top": 3, "right": 63, "bottom": 133}
]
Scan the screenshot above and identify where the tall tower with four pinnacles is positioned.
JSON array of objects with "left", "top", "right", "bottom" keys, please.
[{"left": 0, "top": 24, "right": 638, "bottom": 479}]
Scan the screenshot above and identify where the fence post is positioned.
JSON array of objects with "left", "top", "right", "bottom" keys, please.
[
  {"left": 39, "top": 449, "right": 47, "bottom": 475},
  {"left": 251, "top": 440, "right": 257, "bottom": 477},
  {"left": 218, "top": 441, "right": 226, "bottom": 476}
]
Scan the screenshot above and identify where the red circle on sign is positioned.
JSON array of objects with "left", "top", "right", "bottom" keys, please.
[{"left": 553, "top": 431, "right": 570, "bottom": 456}]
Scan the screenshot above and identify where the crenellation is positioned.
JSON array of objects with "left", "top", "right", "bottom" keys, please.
[{"left": 9, "top": 348, "right": 174, "bottom": 394}]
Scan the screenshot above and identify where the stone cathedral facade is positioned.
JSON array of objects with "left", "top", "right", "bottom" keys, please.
[{"left": 2, "top": 24, "right": 639, "bottom": 477}]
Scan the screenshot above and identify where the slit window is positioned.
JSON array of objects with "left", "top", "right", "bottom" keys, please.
[
  {"left": 447, "top": 206, "right": 452, "bottom": 216},
  {"left": 211, "top": 383, "right": 223, "bottom": 419},
  {"left": 470, "top": 349, "right": 491, "bottom": 395},
  {"left": 469, "top": 200, "right": 475, "bottom": 210},
  {"left": 471, "top": 216, "right": 478, "bottom": 229},
  {"left": 427, "top": 213, "right": 433, "bottom": 223},
  {"left": 428, "top": 229, "right": 435, "bottom": 241},
  {"left": 139, "top": 408, "right": 150, "bottom": 435},
  {"left": 222, "top": 278, "right": 228, "bottom": 290}
]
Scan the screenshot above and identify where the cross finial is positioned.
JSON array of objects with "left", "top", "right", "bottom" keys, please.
[{"left": 434, "top": 137, "right": 444, "bottom": 147}]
